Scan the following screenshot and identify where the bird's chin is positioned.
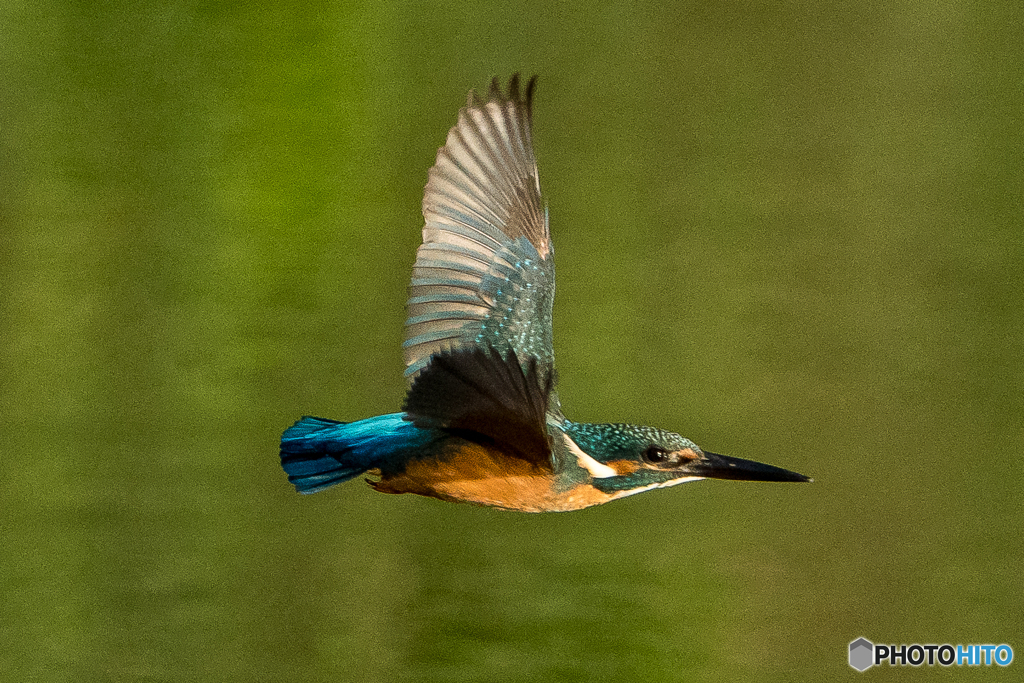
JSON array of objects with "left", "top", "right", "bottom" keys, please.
[{"left": 606, "top": 475, "right": 706, "bottom": 501}]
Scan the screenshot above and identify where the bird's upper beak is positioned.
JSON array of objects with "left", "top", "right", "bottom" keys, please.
[{"left": 685, "top": 451, "right": 811, "bottom": 483}]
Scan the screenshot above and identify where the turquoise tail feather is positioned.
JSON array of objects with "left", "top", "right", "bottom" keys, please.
[{"left": 279, "top": 413, "right": 429, "bottom": 494}]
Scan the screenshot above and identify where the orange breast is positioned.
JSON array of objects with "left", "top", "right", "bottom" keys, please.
[{"left": 368, "top": 439, "right": 616, "bottom": 512}]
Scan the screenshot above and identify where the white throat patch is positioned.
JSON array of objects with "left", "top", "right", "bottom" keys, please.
[
  {"left": 611, "top": 476, "right": 705, "bottom": 501},
  {"left": 562, "top": 434, "right": 617, "bottom": 478}
]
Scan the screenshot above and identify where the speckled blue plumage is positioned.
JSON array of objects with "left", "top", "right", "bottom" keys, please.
[{"left": 562, "top": 421, "right": 699, "bottom": 461}]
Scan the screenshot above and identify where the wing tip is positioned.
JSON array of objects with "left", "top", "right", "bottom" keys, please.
[{"left": 467, "top": 73, "right": 537, "bottom": 119}]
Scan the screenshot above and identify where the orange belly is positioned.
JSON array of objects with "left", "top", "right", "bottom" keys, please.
[{"left": 368, "top": 439, "right": 615, "bottom": 512}]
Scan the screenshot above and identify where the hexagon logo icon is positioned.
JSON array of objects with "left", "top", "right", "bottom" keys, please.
[{"left": 849, "top": 638, "right": 874, "bottom": 671}]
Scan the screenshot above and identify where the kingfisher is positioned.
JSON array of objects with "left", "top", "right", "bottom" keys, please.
[{"left": 279, "top": 74, "right": 810, "bottom": 512}]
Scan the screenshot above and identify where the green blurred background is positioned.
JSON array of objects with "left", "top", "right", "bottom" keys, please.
[{"left": 2, "top": 1, "right": 1021, "bottom": 680}]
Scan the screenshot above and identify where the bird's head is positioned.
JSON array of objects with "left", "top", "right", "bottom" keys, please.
[{"left": 561, "top": 421, "right": 810, "bottom": 498}]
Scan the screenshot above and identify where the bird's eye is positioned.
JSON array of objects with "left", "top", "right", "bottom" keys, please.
[{"left": 643, "top": 445, "right": 669, "bottom": 464}]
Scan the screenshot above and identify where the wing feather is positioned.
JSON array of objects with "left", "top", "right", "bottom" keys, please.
[
  {"left": 403, "top": 347, "right": 554, "bottom": 465},
  {"left": 404, "top": 74, "right": 555, "bottom": 384}
]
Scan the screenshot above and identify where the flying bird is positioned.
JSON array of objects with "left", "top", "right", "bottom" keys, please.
[{"left": 280, "top": 75, "right": 810, "bottom": 512}]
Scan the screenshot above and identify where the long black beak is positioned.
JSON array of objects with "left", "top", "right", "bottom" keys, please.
[{"left": 690, "top": 451, "right": 811, "bottom": 483}]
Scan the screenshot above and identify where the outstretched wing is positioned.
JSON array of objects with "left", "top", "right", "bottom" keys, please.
[
  {"left": 403, "top": 75, "right": 556, "bottom": 384},
  {"left": 403, "top": 347, "right": 554, "bottom": 465}
]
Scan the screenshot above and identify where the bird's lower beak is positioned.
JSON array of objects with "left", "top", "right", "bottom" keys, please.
[{"left": 688, "top": 451, "right": 811, "bottom": 483}]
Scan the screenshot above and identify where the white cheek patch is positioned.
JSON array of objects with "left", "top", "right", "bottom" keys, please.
[
  {"left": 563, "top": 435, "right": 618, "bottom": 478},
  {"left": 611, "top": 476, "right": 705, "bottom": 501}
]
